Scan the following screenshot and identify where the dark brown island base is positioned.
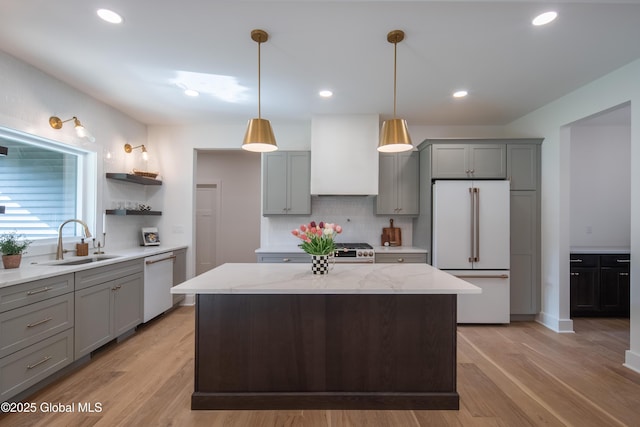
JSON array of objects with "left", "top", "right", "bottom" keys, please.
[{"left": 171, "top": 263, "right": 481, "bottom": 410}]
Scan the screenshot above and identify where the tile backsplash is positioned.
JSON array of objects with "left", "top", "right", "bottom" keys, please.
[{"left": 260, "top": 196, "right": 415, "bottom": 248}]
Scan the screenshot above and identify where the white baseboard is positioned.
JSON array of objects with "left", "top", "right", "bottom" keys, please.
[
  {"left": 624, "top": 350, "right": 640, "bottom": 374},
  {"left": 535, "top": 311, "right": 574, "bottom": 333}
]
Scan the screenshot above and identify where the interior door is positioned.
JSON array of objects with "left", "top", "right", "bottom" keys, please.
[{"left": 196, "top": 183, "right": 219, "bottom": 275}]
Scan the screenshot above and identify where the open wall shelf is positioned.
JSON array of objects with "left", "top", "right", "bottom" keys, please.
[
  {"left": 106, "top": 173, "right": 162, "bottom": 186},
  {"left": 106, "top": 209, "right": 162, "bottom": 216}
]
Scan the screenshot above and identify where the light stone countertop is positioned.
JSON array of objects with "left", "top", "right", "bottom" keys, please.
[
  {"left": 0, "top": 245, "right": 187, "bottom": 289},
  {"left": 171, "top": 262, "right": 479, "bottom": 295},
  {"left": 570, "top": 247, "right": 630, "bottom": 254},
  {"left": 255, "top": 245, "right": 428, "bottom": 254}
]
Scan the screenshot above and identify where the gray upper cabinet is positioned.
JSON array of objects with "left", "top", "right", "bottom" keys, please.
[
  {"left": 507, "top": 144, "right": 538, "bottom": 190},
  {"left": 376, "top": 152, "right": 419, "bottom": 215},
  {"left": 431, "top": 143, "right": 506, "bottom": 178},
  {"left": 263, "top": 151, "right": 311, "bottom": 215}
]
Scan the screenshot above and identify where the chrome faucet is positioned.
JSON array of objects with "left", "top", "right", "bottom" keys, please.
[{"left": 56, "top": 219, "right": 92, "bottom": 260}]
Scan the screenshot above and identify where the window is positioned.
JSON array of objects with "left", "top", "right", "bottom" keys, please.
[{"left": 0, "top": 127, "right": 91, "bottom": 241}]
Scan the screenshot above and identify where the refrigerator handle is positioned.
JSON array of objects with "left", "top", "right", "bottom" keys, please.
[
  {"left": 474, "top": 187, "right": 480, "bottom": 262},
  {"left": 468, "top": 187, "right": 474, "bottom": 263}
]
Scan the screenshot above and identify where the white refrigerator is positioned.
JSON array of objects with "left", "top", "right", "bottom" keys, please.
[{"left": 432, "top": 180, "right": 510, "bottom": 323}]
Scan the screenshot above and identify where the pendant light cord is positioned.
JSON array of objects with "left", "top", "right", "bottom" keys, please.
[
  {"left": 257, "top": 39, "right": 262, "bottom": 119},
  {"left": 393, "top": 39, "right": 397, "bottom": 118}
]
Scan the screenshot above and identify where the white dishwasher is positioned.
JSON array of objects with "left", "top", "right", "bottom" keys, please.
[{"left": 144, "top": 252, "right": 175, "bottom": 322}]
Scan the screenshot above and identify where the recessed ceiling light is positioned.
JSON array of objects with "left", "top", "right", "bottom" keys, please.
[
  {"left": 184, "top": 89, "right": 199, "bottom": 97},
  {"left": 319, "top": 90, "right": 333, "bottom": 98},
  {"left": 97, "top": 9, "right": 123, "bottom": 24},
  {"left": 532, "top": 11, "right": 557, "bottom": 26},
  {"left": 453, "top": 90, "right": 468, "bottom": 98}
]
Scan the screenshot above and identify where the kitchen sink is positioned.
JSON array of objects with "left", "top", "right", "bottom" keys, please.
[{"left": 38, "top": 255, "right": 120, "bottom": 266}]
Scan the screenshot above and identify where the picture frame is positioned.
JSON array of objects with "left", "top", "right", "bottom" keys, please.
[{"left": 141, "top": 227, "right": 160, "bottom": 246}]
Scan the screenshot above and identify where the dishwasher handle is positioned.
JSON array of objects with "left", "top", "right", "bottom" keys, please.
[{"left": 145, "top": 255, "right": 176, "bottom": 265}]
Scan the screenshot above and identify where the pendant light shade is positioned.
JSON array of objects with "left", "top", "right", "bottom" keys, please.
[
  {"left": 379, "top": 118, "right": 412, "bottom": 152},
  {"left": 378, "top": 30, "right": 413, "bottom": 153},
  {"left": 242, "top": 118, "right": 277, "bottom": 152},
  {"left": 242, "top": 29, "right": 278, "bottom": 152}
]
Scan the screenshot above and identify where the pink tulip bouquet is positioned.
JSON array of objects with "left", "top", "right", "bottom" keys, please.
[{"left": 291, "top": 221, "right": 343, "bottom": 255}]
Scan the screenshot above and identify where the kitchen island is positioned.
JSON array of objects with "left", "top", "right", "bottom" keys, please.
[{"left": 171, "top": 263, "right": 480, "bottom": 410}]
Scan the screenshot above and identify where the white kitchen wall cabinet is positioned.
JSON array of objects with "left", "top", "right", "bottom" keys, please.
[
  {"left": 375, "top": 152, "right": 419, "bottom": 216},
  {"left": 431, "top": 143, "right": 506, "bottom": 179},
  {"left": 262, "top": 151, "right": 311, "bottom": 215}
]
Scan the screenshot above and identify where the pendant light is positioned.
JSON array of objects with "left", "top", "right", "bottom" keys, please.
[
  {"left": 242, "top": 29, "right": 278, "bottom": 152},
  {"left": 378, "top": 30, "right": 413, "bottom": 153}
]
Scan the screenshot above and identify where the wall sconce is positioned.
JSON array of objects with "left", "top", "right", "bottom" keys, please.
[
  {"left": 124, "top": 143, "right": 149, "bottom": 161},
  {"left": 49, "top": 116, "right": 95, "bottom": 142}
]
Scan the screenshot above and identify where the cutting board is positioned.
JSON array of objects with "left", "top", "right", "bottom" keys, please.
[{"left": 381, "top": 219, "right": 402, "bottom": 246}]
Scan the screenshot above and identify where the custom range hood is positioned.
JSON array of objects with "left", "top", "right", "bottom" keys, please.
[{"left": 310, "top": 114, "right": 379, "bottom": 195}]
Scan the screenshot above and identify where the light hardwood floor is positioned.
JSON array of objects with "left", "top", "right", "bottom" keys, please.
[{"left": 1, "top": 306, "right": 638, "bottom": 426}]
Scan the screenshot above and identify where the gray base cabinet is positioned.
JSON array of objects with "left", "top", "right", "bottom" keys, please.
[
  {"left": 172, "top": 248, "right": 187, "bottom": 305},
  {"left": 375, "top": 252, "right": 427, "bottom": 264},
  {"left": 0, "top": 274, "right": 75, "bottom": 400},
  {"left": 376, "top": 152, "right": 419, "bottom": 215},
  {"left": 74, "top": 260, "right": 143, "bottom": 359},
  {"left": 257, "top": 252, "right": 310, "bottom": 263}
]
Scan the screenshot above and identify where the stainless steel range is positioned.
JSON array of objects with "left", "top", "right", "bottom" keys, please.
[{"left": 333, "top": 243, "right": 375, "bottom": 263}]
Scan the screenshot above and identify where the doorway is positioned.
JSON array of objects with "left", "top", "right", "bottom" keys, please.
[
  {"left": 194, "top": 150, "right": 261, "bottom": 272},
  {"left": 567, "top": 103, "right": 631, "bottom": 327}
]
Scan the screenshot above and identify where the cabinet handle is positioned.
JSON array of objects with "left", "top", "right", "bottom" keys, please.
[
  {"left": 27, "top": 286, "right": 52, "bottom": 296},
  {"left": 27, "top": 356, "right": 52, "bottom": 370},
  {"left": 112, "top": 285, "right": 122, "bottom": 291},
  {"left": 146, "top": 255, "right": 176, "bottom": 265},
  {"left": 469, "top": 169, "right": 475, "bottom": 174},
  {"left": 570, "top": 272, "right": 580, "bottom": 276},
  {"left": 397, "top": 258, "right": 404, "bottom": 263},
  {"left": 282, "top": 258, "right": 291, "bottom": 262},
  {"left": 570, "top": 259, "right": 583, "bottom": 263},
  {"left": 620, "top": 272, "right": 629, "bottom": 276},
  {"left": 27, "top": 317, "right": 53, "bottom": 328},
  {"left": 616, "top": 259, "right": 630, "bottom": 263}
]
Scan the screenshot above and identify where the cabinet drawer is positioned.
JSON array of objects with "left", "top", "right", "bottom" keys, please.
[
  {"left": 0, "top": 274, "right": 74, "bottom": 314},
  {"left": 569, "top": 254, "right": 598, "bottom": 268},
  {"left": 0, "top": 328, "right": 74, "bottom": 401},
  {"left": 75, "top": 259, "right": 143, "bottom": 290},
  {"left": 375, "top": 253, "right": 427, "bottom": 264},
  {"left": 257, "top": 254, "right": 310, "bottom": 263},
  {"left": 600, "top": 255, "right": 630, "bottom": 268},
  {"left": 0, "top": 293, "right": 74, "bottom": 358}
]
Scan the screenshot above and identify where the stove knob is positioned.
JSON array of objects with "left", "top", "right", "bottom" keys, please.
[{"left": 357, "top": 251, "right": 362, "bottom": 257}]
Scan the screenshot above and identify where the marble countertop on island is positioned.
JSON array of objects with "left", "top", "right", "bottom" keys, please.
[{"left": 171, "top": 262, "right": 479, "bottom": 295}]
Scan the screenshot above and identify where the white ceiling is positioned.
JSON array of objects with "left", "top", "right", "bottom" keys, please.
[{"left": 1, "top": 1, "right": 639, "bottom": 126}]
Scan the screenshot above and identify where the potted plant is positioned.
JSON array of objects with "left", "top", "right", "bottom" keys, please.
[{"left": 0, "top": 231, "right": 31, "bottom": 269}]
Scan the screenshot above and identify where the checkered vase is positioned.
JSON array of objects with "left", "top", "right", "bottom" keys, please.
[{"left": 311, "top": 255, "right": 330, "bottom": 275}]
